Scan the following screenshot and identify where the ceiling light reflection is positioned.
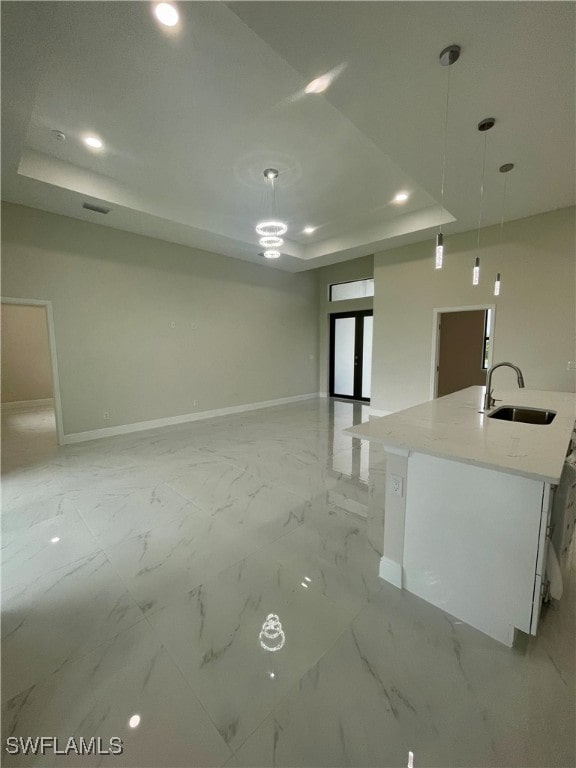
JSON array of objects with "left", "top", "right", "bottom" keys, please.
[
  {"left": 259, "top": 614, "right": 286, "bottom": 652},
  {"left": 50, "top": 536, "right": 60, "bottom": 544},
  {"left": 305, "top": 63, "right": 347, "bottom": 95}
]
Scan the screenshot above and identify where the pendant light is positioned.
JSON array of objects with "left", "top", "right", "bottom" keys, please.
[
  {"left": 473, "top": 117, "right": 495, "bottom": 285},
  {"left": 256, "top": 168, "right": 287, "bottom": 259},
  {"left": 435, "top": 44, "right": 460, "bottom": 270},
  {"left": 494, "top": 163, "right": 514, "bottom": 296}
]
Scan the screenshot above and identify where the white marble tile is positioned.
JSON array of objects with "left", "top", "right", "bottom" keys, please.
[
  {"left": 1, "top": 509, "right": 102, "bottom": 591},
  {"left": 1, "top": 466, "right": 64, "bottom": 513},
  {"left": 71, "top": 482, "right": 202, "bottom": 550},
  {"left": 263, "top": 511, "right": 384, "bottom": 616},
  {"left": 2, "top": 551, "right": 144, "bottom": 700},
  {"left": 168, "top": 462, "right": 311, "bottom": 542},
  {"left": 147, "top": 552, "right": 356, "bottom": 751},
  {"left": 235, "top": 577, "right": 576, "bottom": 768},
  {"left": 1, "top": 492, "right": 78, "bottom": 535},
  {"left": 104, "top": 513, "right": 260, "bottom": 614},
  {"left": 1, "top": 621, "right": 232, "bottom": 767}
]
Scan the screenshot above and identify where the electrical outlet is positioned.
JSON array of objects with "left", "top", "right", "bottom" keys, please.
[
  {"left": 193, "top": 399, "right": 199, "bottom": 407},
  {"left": 103, "top": 412, "right": 110, "bottom": 421},
  {"left": 170, "top": 320, "right": 176, "bottom": 329},
  {"left": 390, "top": 474, "right": 404, "bottom": 498},
  {"left": 191, "top": 323, "right": 197, "bottom": 330}
]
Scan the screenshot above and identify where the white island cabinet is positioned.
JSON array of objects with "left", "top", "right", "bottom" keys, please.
[{"left": 346, "top": 387, "right": 576, "bottom": 646}]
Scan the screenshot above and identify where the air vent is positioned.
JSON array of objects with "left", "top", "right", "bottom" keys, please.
[{"left": 82, "top": 202, "right": 110, "bottom": 214}]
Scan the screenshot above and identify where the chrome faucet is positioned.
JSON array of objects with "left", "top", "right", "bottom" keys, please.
[{"left": 484, "top": 362, "right": 525, "bottom": 411}]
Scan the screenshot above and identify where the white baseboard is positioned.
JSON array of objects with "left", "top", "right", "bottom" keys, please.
[
  {"left": 369, "top": 407, "right": 392, "bottom": 417},
  {"left": 318, "top": 391, "right": 328, "bottom": 398},
  {"left": 379, "top": 556, "right": 403, "bottom": 588},
  {"left": 1, "top": 398, "right": 54, "bottom": 411},
  {"left": 62, "top": 393, "right": 320, "bottom": 444}
]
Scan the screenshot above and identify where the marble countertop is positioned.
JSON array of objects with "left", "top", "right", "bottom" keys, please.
[{"left": 345, "top": 386, "right": 576, "bottom": 484}]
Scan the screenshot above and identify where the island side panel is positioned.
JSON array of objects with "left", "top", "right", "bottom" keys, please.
[
  {"left": 379, "top": 448, "right": 409, "bottom": 588},
  {"left": 402, "top": 453, "right": 544, "bottom": 646}
]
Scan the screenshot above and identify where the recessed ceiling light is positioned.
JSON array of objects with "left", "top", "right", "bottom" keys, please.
[
  {"left": 393, "top": 191, "right": 409, "bottom": 203},
  {"left": 303, "top": 226, "right": 316, "bottom": 235},
  {"left": 154, "top": 2, "right": 179, "bottom": 27},
  {"left": 305, "top": 76, "right": 330, "bottom": 95},
  {"left": 129, "top": 714, "right": 141, "bottom": 729},
  {"left": 83, "top": 136, "right": 103, "bottom": 150},
  {"left": 304, "top": 64, "right": 346, "bottom": 95}
]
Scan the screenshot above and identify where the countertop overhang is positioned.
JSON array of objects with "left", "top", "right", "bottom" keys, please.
[{"left": 345, "top": 387, "right": 576, "bottom": 484}]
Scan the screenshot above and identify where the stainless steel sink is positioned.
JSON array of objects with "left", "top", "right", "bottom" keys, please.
[{"left": 488, "top": 405, "right": 557, "bottom": 425}]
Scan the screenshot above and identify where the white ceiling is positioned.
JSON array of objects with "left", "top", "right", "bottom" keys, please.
[{"left": 2, "top": 2, "right": 574, "bottom": 271}]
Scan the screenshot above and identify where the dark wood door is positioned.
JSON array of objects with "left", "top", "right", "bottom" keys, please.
[{"left": 437, "top": 310, "right": 488, "bottom": 397}]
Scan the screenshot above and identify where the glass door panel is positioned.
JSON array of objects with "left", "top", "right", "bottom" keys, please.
[
  {"left": 361, "top": 315, "right": 373, "bottom": 399},
  {"left": 329, "top": 310, "right": 373, "bottom": 401},
  {"left": 333, "top": 317, "right": 356, "bottom": 396}
]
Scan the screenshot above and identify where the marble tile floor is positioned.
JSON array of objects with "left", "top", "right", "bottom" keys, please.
[{"left": 1, "top": 402, "right": 574, "bottom": 767}]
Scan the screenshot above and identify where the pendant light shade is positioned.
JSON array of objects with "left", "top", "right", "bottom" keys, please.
[
  {"left": 473, "top": 256, "right": 480, "bottom": 286},
  {"left": 435, "top": 233, "right": 444, "bottom": 270},
  {"left": 494, "top": 273, "right": 501, "bottom": 296},
  {"left": 473, "top": 117, "right": 495, "bottom": 285},
  {"left": 494, "top": 163, "right": 514, "bottom": 296},
  {"left": 434, "top": 44, "right": 460, "bottom": 269},
  {"left": 255, "top": 169, "right": 287, "bottom": 259}
]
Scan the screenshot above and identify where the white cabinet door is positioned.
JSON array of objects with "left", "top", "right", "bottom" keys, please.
[{"left": 403, "top": 453, "right": 545, "bottom": 646}]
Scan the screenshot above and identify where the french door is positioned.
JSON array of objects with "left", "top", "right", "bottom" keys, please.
[{"left": 329, "top": 310, "right": 373, "bottom": 401}]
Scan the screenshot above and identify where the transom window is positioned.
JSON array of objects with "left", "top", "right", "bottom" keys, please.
[{"left": 329, "top": 279, "right": 374, "bottom": 302}]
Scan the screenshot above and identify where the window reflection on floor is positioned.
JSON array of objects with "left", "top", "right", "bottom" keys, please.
[{"left": 328, "top": 399, "right": 370, "bottom": 484}]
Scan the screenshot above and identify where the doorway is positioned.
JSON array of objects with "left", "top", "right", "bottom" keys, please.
[
  {"left": 431, "top": 305, "right": 495, "bottom": 398},
  {"left": 1, "top": 298, "right": 64, "bottom": 445},
  {"left": 329, "top": 310, "right": 373, "bottom": 401}
]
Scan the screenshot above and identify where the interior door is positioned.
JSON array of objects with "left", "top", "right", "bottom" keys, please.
[
  {"left": 329, "top": 311, "right": 373, "bottom": 401},
  {"left": 436, "top": 309, "right": 488, "bottom": 397}
]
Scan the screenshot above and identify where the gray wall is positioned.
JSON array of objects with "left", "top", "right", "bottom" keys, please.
[
  {"left": 316, "top": 255, "right": 374, "bottom": 395},
  {"left": 1, "top": 203, "right": 319, "bottom": 436},
  {"left": 1, "top": 303, "right": 53, "bottom": 403},
  {"left": 371, "top": 207, "right": 576, "bottom": 413}
]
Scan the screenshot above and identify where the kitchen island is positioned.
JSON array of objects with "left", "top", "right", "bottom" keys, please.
[{"left": 346, "top": 386, "right": 576, "bottom": 646}]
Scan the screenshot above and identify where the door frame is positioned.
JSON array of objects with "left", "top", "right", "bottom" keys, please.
[
  {"left": 430, "top": 303, "right": 496, "bottom": 400},
  {"left": 329, "top": 309, "right": 373, "bottom": 402},
  {"left": 1, "top": 297, "right": 65, "bottom": 445}
]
